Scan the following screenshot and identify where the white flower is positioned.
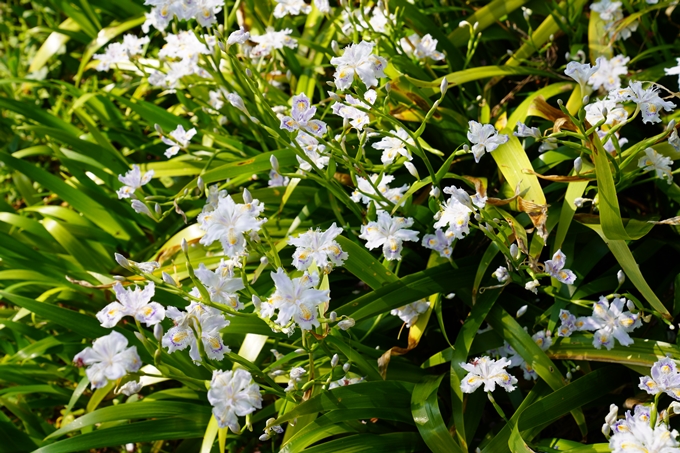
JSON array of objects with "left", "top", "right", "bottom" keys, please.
[
  {"left": 195, "top": 262, "right": 246, "bottom": 310},
  {"left": 143, "top": 0, "right": 223, "bottom": 30},
  {"left": 400, "top": 33, "right": 444, "bottom": 61},
  {"left": 329, "top": 375, "right": 364, "bottom": 389},
  {"left": 422, "top": 228, "right": 454, "bottom": 258},
  {"left": 359, "top": 210, "right": 419, "bottom": 261},
  {"left": 665, "top": 57, "right": 680, "bottom": 85},
  {"left": 330, "top": 41, "right": 387, "bottom": 90},
  {"left": 269, "top": 170, "right": 289, "bottom": 187},
  {"left": 314, "top": 0, "right": 330, "bottom": 13},
  {"left": 514, "top": 122, "right": 541, "bottom": 139},
  {"left": 273, "top": 0, "right": 311, "bottom": 18},
  {"left": 227, "top": 26, "right": 250, "bottom": 45},
  {"left": 525, "top": 280, "right": 539, "bottom": 294},
  {"left": 162, "top": 125, "right": 197, "bottom": 158},
  {"left": 284, "top": 366, "right": 306, "bottom": 392},
  {"left": 331, "top": 94, "right": 371, "bottom": 130},
  {"left": 609, "top": 406, "right": 679, "bottom": 453},
  {"left": 74, "top": 331, "right": 142, "bottom": 389},
  {"left": 639, "top": 358, "right": 680, "bottom": 400},
  {"left": 611, "top": 81, "right": 676, "bottom": 124},
  {"left": 492, "top": 266, "right": 509, "bottom": 283},
  {"left": 670, "top": 129, "right": 680, "bottom": 152},
  {"left": 198, "top": 193, "right": 266, "bottom": 257},
  {"left": 117, "top": 165, "right": 154, "bottom": 199},
  {"left": 267, "top": 269, "right": 330, "bottom": 331},
  {"left": 578, "top": 296, "right": 642, "bottom": 349},
  {"left": 589, "top": 55, "right": 629, "bottom": 91},
  {"left": 508, "top": 331, "right": 552, "bottom": 380},
  {"left": 94, "top": 35, "right": 149, "bottom": 71},
  {"left": 289, "top": 223, "right": 347, "bottom": 271},
  {"left": 340, "top": 6, "right": 393, "bottom": 34},
  {"left": 467, "top": 121, "right": 509, "bottom": 162},
  {"left": 250, "top": 28, "right": 297, "bottom": 59},
  {"left": 544, "top": 250, "right": 577, "bottom": 284},
  {"left": 372, "top": 128, "right": 415, "bottom": 165},
  {"left": 639, "top": 148, "right": 673, "bottom": 183},
  {"left": 118, "top": 380, "right": 143, "bottom": 396},
  {"left": 162, "top": 302, "right": 230, "bottom": 362},
  {"left": 591, "top": 0, "right": 638, "bottom": 41},
  {"left": 460, "top": 356, "right": 517, "bottom": 393},
  {"left": 433, "top": 189, "right": 473, "bottom": 239},
  {"left": 295, "top": 132, "right": 329, "bottom": 170},
  {"left": 584, "top": 98, "right": 628, "bottom": 126},
  {"left": 565, "top": 61, "right": 600, "bottom": 89},
  {"left": 351, "top": 174, "right": 408, "bottom": 208},
  {"left": 280, "top": 93, "right": 327, "bottom": 137},
  {"left": 390, "top": 299, "right": 429, "bottom": 328},
  {"left": 208, "top": 369, "right": 262, "bottom": 432},
  {"left": 97, "top": 282, "right": 164, "bottom": 328}
]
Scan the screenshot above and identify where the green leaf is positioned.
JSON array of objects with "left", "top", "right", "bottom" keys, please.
[
  {"left": 335, "top": 236, "right": 399, "bottom": 290},
  {"left": 299, "top": 432, "right": 425, "bottom": 453},
  {"left": 412, "top": 374, "right": 464, "bottom": 453}
]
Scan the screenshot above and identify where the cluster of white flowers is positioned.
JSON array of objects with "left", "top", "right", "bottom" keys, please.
[
  {"left": 162, "top": 301, "right": 230, "bottom": 362},
  {"left": 372, "top": 127, "right": 415, "bottom": 165},
  {"left": 340, "top": 4, "right": 393, "bottom": 35},
  {"left": 249, "top": 28, "right": 297, "bottom": 59},
  {"left": 208, "top": 369, "right": 262, "bottom": 432},
  {"left": 148, "top": 31, "right": 212, "bottom": 89},
  {"left": 198, "top": 190, "right": 266, "bottom": 257},
  {"left": 400, "top": 33, "right": 444, "bottom": 61},
  {"left": 94, "top": 35, "right": 149, "bottom": 71},
  {"left": 589, "top": 55, "right": 629, "bottom": 91},
  {"left": 590, "top": 0, "right": 639, "bottom": 41},
  {"left": 558, "top": 296, "right": 642, "bottom": 349},
  {"left": 359, "top": 210, "right": 419, "bottom": 261},
  {"left": 117, "top": 165, "right": 154, "bottom": 199},
  {"left": 74, "top": 331, "right": 142, "bottom": 389},
  {"left": 143, "top": 0, "right": 223, "bottom": 31},
  {"left": 606, "top": 404, "right": 680, "bottom": 453},
  {"left": 390, "top": 299, "right": 429, "bottom": 328},
  {"left": 331, "top": 91, "right": 376, "bottom": 131},
  {"left": 432, "top": 185, "right": 478, "bottom": 241},
  {"left": 257, "top": 269, "right": 330, "bottom": 332}
]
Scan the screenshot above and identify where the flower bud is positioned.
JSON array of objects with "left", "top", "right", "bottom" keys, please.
[
  {"left": 260, "top": 256, "right": 268, "bottom": 265},
  {"left": 259, "top": 434, "right": 271, "bottom": 442},
  {"left": 270, "top": 155, "right": 280, "bottom": 172},
  {"left": 617, "top": 270, "right": 625, "bottom": 286},
  {"left": 429, "top": 186, "right": 440, "bottom": 198},
  {"left": 343, "top": 363, "right": 351, "bottom": 373},
  {"left": 566, "top": 371, "right": 572, "bottom": 380},
  {"left": 294, "top": 348, "right": 305, "bottom": 354},
  {"left": 582, "top": 95, "right": 590, "bottom": 105},
  {"left": 154, "top": 323, "right": 164, "bottom": 341},
  {"left": 440, "top": 78, "right": 449, "bottom": 96},
  {"left": 329, "top": 311, "right": 338, "bottom": 322},
  {"left": 516, "top": 305, "right": 528, "bottom": 318},
  {"left": 252, "top": 295, "right": 262, "bottom": 310},
  {"left": 154, "top": 124, "right": 163, "bottom": 135},
  {"left": 134, "top": 331, "right": 145, "bottom": 342},
  {"left": 243, "top": 188, "right": 253, "bottom": 203},
  {"left": 509, "top": 243, "right": 519, "bottom": 260},
  {"left": 115, "top": 253, "right": 132, "bottom": 269},
  {"left": 162, "top": 271, "right": 176, "bottom": 286},
  {"left": 338, "top": 318, "right": 355, "bottom": 330},
  {"left": 331, "top": 354, "right": 339, "bottom": 368},
  {"left": 112, "top": 275, "right": 126, "bottom": 281},
  {"left": 667, "top": 119, "right": 676, "bottom": 131},
  {"left": 181, "top": 238, "right": 189, "bottom": 253},
  {"left": 285, "top": 70, "right": 292, "bottom": 81},
  {"left": 245, "top": 68, "right": 252, "bottom": 78},
  {"left": 197, "top": 176, "right": 204, "bottom": 192},
  {"left": 155, "top": 203, "right": 162, "bottom": 216},
  {"left": 605, "top": 404, "right": 618, "bottom": 425},
  {"left": 404, "top": 162, "right": 419, "bottom": 179},
  {"left": 445, "top": 293, "right": 455, "bottom": 299},
  {"left": 574, "top": 157, "right": 582, "bottom": 173},
  {"left": 669, "top": 401, "right": 680, "bottom": 414},
  {"left": 601, "top": 423, "right": 611, "bottom": 437},
  {"left": 574, "top": 197, "right": 585, "bottom": 208},
  {"left": 384, "top": 82, "right": 391, "bottom": 93},
  {"left": 331, "top": 40, "right": 339, "bottom": 54},
  {"left": 131, "top": 200, "right": 154, "bottom": 218}
]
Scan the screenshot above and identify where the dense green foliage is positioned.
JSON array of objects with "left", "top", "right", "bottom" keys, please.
[{"left": 1, "top": 0, "right": 680, "bottom": 452}]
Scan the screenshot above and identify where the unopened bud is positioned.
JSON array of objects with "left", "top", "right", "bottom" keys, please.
[
  {"left": 626, "top": 300, "right": 635, "bottom": 311},
  {"left": 669, "top": 401, "right": 680, "bottom": 415},
  {"left": 516, "top": 305, "right": 528, "bottom": 318},
  {"left": 331, "top": 354, "right": 339, "bottom": 367},
  {"left": 181, "top": 238, "right": 189, "bottom": 253},
  {"left": 252, "top": 295, "right": 262, "bottom": 310},
  {"left": 115, "top": 253, "right": 132, "bottom": 269},
  {"left": 343, "top": 363, "right": 350, "bottom": 373},
  {"left": 440, "top": 78, "right": 448, "bottom": 96},
  {"left": 617, "top": 270, "right": 625, "bottom": 286},
  {"left": 605, "top": 404, "right": 618, "bottom": 425},
  {"left": 155, "top": 203, "right": 162, "bottom": 216},
  {"left": 197, "top": 176, "right": 204, "bottom": 192},
  {"left": 294, "top": 348, "right": 305, "bottom": 354},
  {"left": 404, "top": 162, "right": 419, "bottom": 179},
  {"left": 509, "top": 243, "right": 519, "bottom": 260},
  {"left": 243, "top": 188, "right": 253, "bottom": 203},
  {"left": 154, "top": 124, "right": 163, "bottom": 135},
  {"left": 286, "top": 70, "right": 292, "bottom": 81},
  {"left": 329, "top": 311, "right": 337, "bottom": 322},
  {"left": 270, "top": 155, "right": 280, "bottom": 172},
  {"left": 331, "top": 40, "right": 339, "bottom": 54},
  {"left": 260, "top": 256, "right": 268, "bottom": 265},
  {"left": 574, "top": 157, "right": 582, "bottom": 174},
  {"left": 601, "top": 423, "right": 611, "bottom": 437},
  {"left": 162, "top": 271, "right": 176, "bottom": 286},
  {"left": 429, "top": 186, "right": 440, "bottom": 198},
  {"left": 566, "top": 371, "right": 572, "bottom": 380},
  {"left": 582, "top": 95, "right": 590, "bottom": 104},
  {"left": 384, "top": 82, "right": 391, "bottom": 93},
  {"left": 245, "top": 68, "right": 252, "bottom": 78},
  {"left": 445, "top": 293, "right": 455, "bottom": 299},
  {"left": 154, "top": 323, "right": 164, "bottom": 341},
  {"left": 667, "top": 119, "right": 676, "bottom": 131},
  {"left": 134, "top": 331, "right": 145, "bottom": 342},
  {"left": 112, "top": 275, "right": 126, "bottom": 281}
]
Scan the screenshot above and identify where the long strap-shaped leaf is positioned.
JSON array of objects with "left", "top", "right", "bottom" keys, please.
[{"left": 412, "top": 374, "right": 465, "bottom": 453}]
